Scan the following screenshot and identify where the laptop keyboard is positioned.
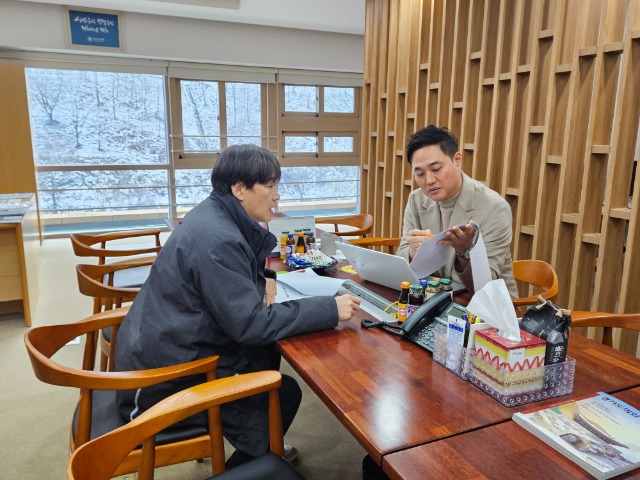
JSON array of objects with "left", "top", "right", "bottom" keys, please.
[{"left": 337, "top": 280, "right": 397, "bottom": 323}]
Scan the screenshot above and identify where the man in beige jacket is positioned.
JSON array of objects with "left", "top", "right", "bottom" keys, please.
[{"left": 396, "top": 125, "right": 518, "bottom": 298}]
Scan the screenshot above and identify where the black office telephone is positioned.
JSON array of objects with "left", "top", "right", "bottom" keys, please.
[{"left": 361, "top": 290, "right": 457, "bottom": 352}]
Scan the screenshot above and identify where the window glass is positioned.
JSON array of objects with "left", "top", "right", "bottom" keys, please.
[
  {"left": 285, "top": 135, "right": 317, "bottom": 153},
  {"left": 175, "top": 169, "right": 212, "bottom": 207},
  {"left": 284, "top": 85, "right": 318, "bottom": 112},
  {"left": 324, "top": 87, "right": 355, "bottom": 113},
  {"left": 279, "top": 166, "right": 359, "bottom": 214},
  {"left": 324, "top": 136, "right": 354, "bottom": 153},
  {"left": 26, "top": 69, "right": 167, "bottom": 166},
  {"left": 225, "top": 82, "right": 262, "bottom": 146},
  {"left": 180, "top": 80, "right": 220, "bottom": 151},
  {"left": 36, "top": 170, "right": 168, "bottom": 213}
]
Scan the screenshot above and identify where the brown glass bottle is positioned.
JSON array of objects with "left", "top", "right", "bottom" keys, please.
[{"left": 397, "top": 281, "right": 410, "bottom": 322}]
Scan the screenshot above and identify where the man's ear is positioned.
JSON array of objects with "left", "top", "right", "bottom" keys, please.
[
  {"left": 454, "top": 151, "right": 463, "bottom": 170},
  {"left": 231, "top": 182, "right": 245, "bottom": 201}
]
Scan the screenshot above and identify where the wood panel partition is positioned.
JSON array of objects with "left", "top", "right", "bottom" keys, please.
[{"left": 362, "top": 0, "right": 640, "bottom": 355}]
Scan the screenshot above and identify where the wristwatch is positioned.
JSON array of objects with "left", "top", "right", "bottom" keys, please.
[{"left": 455, "top": 247, "right": 472, "bottom": 259}]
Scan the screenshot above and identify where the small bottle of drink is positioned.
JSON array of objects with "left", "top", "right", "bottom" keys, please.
[{"left": 397, "top": 281, "right": 410, "bottom": 322}]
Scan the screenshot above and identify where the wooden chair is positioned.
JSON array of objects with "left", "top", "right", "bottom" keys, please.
[
  {"left": 70, "top": 229, "right": 162, "bottom": 265},
  {"left": 349, "top": 237, "right": 401, "bottom": 255},
  {"left": 570, "top": 311, "right": 640, "bottom": 348},
  {"left": 76, "top": 261, "right": 152, "bottom": 371},
  {"left": 71, "top": 229, "right": 161, "bottom": 289},
  {"left": 316, "top": 213, "right": 373, "bottom": 237},
  {"left": 24, "top": 308, "right": 220, "bottom": 478},
  {"left": 68, "top": 371, "right": 305, "bottom": 480},
  {"left": 512, "top": 259, "right": 559, "bottom": 307}
]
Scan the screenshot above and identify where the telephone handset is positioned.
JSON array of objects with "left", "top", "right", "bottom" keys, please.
[
  {"left": 401, "top": 290, "right": 452, "bottom": 336},
  {"left": 361, "top": 290, "right": 456, "bottom": 352}
]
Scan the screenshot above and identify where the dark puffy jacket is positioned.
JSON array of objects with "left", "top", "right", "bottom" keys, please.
[{"left": 115, "top": 192, "right": 338, "bottom": 456}]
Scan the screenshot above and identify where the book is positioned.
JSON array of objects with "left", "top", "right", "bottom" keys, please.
[{"left": 513, "top": 392, "right": 640, "bottom": 479}]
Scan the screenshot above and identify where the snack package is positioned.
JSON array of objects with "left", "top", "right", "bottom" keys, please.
[{"left": 519, "top": 296, "right": 572, "bottom": 365}]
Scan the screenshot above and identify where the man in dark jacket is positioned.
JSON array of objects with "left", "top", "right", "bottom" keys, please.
[{"left": 115, "top": 144, "right": 361, "bottom": 467}]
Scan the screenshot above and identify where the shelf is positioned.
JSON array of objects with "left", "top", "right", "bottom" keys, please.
[
  {"left": 463, "top": 143, "right": 475, "bottom": 151},
  {"left": 581, "top": 233, "right": 601, "bottom": 245},
  {"left": 406, "top": 112, "right": 416, "bottom": 119},
  {"left": 388, "top": 131, "right": 395, "bottom": 137},
  {"left": 385, "top": 192, "right": 393, "bottom": 198},
  {"left": 591, "top": 145, "right": 611, "bottom": 154},
  {"left": 378, "top": 162, "right": 385, "bottom": 168},
  {"left": 470, "top": 51, "right": 482, "bottom": 61},
  {"left": 362, "top": 165, "right": 369, "bottom": 171},
  {"left": 371, "top": 132, "right": 378, "bottom": 137},
  {"left": 482, "top": 78, "right": 495, "bottom": 86},
  {"left": 529, "top": 126, "right": 545, "bottom": 134},
  {"left": 429, "top": 82, "right": 440, "bottom": 90},
  {"left": 555, "top": 64, "right": 572, "bottom": 74},
  {"left": 578, "top": 46, "right": 598, "bottom": 57},
  {"left": 520, "top": 225, "right": 536, "bottom": 235},
  {"left": 453, "top": 101, "right": 464, "bottom": 109},
  {"left": 396, "top": 150, "right": 404, "bottom": 157},
  {"left": 505, "top": 188, "right": 520, "bottom": 197},
  {"left": 546, "top": 155, "right": 563, "bottom": 165},
  {"left": 419, "top": 63, "right": 429, "bottom": 71},
  {"left": 404, "top": 179, "right": 414, "bottom": 187},
  {"left": 517, "top": 65, "right": 531, "bottom": 74},
  {"left": 632, "top": 29, "right": 640, "bottom": 40},
  {"left": 539, "top": 28, "right": 554, "bottom": 39},
  {"left": 609, "top": 207, "right": 631, "bottom": 220},
  {"left": 498, "top": 72, "right": 512, "bottom": 81},
  {"left": 603, "top": 42, "right": 624, "bottom": 54},
  {"left": 380, "top": 93, "right": 388, "bottom": 99},
  {"left": 561, "top": 213, "right": 579, "bottom": 224},
  {"left": 398, "top": 87, "right": 407, "bottom": 94}
]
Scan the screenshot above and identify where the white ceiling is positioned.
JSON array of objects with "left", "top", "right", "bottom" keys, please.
[{"left": 18, "top": 0, "right": 366, "bottom": 35}]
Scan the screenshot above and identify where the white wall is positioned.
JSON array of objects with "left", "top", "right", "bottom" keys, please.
[{"left": 0, "top": 0, "right": 364, "bottom": 72}]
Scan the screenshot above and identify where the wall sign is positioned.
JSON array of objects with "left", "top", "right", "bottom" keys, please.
[{"left": 67, "top": 8, "right": 123, "bottom": 49}]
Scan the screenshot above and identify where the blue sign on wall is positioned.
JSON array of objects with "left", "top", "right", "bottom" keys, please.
[{"left": 68, "top": 10, "right": 121, "bottom": 48}]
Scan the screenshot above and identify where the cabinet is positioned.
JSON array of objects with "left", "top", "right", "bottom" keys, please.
[{"left": 0, "top": 194, "right": 40, "bottom": 327}]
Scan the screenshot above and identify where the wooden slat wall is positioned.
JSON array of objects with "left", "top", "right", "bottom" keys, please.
[{"left": 362, "top": 0, "right": 640, "bottom": 356}]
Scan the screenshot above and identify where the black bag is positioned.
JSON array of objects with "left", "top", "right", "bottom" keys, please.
[{"left": 519, "top": 296, "right": 572, "bottom": 365}]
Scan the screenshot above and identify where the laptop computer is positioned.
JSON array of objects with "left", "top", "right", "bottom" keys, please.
[{"left": 336, "top": 241, "right": 466, "bottom": 293}]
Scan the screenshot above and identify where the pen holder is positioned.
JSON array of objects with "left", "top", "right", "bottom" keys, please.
[
  {"left": 432, "top": 325, "right": 470, "bottom": 380},
  {"left": 469, "top": 353, "right": 575, "bottom": 407},
  {"left": 433, "top": 322, "right": 493, "bottom": 381}
]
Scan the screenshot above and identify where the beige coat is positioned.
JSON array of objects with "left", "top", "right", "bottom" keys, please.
[{"left": 397, "top": 173, "right": 519, "bottom": 298}]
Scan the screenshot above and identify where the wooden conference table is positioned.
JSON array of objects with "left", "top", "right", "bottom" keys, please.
[
  {"left": 272, "top": 257, "right": 640, "bottom": 472},
  {"left": 383, "top": 387, "right": 640, "bottom": 480}
]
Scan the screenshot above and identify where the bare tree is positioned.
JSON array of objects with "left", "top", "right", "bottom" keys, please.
[{"left": 28, "top": 71, "right": 64, "bottom": 125}]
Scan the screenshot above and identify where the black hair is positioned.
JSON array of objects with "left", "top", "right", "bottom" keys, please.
[
  {"left": 211, "top": 144, "right": 281, "bottom": 194},
  {"left": 406, "top": 125, "right": 459, "bottom": 165}
]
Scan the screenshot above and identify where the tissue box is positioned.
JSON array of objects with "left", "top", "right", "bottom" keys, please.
[{"left": 472, "top": 328, "right": 546, "bottom": 397}]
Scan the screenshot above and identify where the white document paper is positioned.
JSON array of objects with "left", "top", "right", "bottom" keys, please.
[
  {"left": 275, "top": 268, "right": 345, "bottom": 303},
  {"left": 409, "top": 230, "right": 452, "bottom": 278},
  {"left": 409, "top": 223, "right": 492, "bottom": 292}
]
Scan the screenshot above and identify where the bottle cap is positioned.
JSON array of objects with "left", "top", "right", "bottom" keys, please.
[{"left": 401, "top": 281, "right": 411, "bottom": 288}]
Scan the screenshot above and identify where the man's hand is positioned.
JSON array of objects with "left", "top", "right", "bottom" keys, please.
[
  {"left": 335, "top": 294, "right": 361, "bottom": 321},
  {"left": 265, "top": 278, "right": 277, "bottom": 307},
  {"left": 439, "top": 221, "right": 476, "bottom": 253},
  {"left": 407, "top": 228, "right": 434, "bottom": 260}
]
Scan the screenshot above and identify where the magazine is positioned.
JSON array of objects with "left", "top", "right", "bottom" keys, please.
[{"left": 512, "top": 392, "right": 640, "bottom": 480}]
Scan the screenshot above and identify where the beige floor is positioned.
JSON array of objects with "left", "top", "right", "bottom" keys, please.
[{"left": 1, "top": 235, "right": 365, "bottom": 479}]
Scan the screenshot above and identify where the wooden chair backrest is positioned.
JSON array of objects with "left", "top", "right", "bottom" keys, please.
[
  {"left": 349, "top": 237, "right": 401, "bottom": 255},
  {"left": 512, "top": 260, "right": 559, "bottom": 307},
  {"left": 316, "top": 213, "right": 373, "bottom": 237},
  {"left": 70, "top": 229, "right": 162, "bottom": 265},
  {"left": 24, "top": 308, "right": 219, "bottom": 463},
  {"left": 68, "top": 371, "right": 283, "bottom": 480},
  {"left": 76, "top": 261, "right": 151, "bottom": 317},
  {"left": 570, "top": 311, "right": 640, "bottom": 348}
]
